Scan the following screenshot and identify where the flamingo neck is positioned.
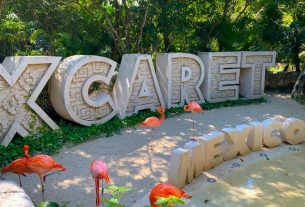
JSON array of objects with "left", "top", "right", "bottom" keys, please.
[
  {"left": 24, "top": 151, "right": 31, "bottom": 160},
  {"left": 160, "top": 113, "right": 165, "bottom": 122}
]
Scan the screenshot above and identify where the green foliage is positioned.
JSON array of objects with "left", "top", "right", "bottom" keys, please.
[
  {"left": 0, "top": 97, "right": 266, "bottom": 167},
  {"left": 294, "top": 94, "right": 305, "bottom": 105},
  {"left": 0, "top": 0, "right": 304, "bottom": 69},
  {"left": 154, "top": 196, "right": 185, "bottom": 207},
  {"left": 37, "top": 201, "right": 59, "bottom": 207},
  {"left": 36, "top": 201, "right": 70, "bottom": 207},
  {"left": 101, "top": 185, "right": 131, "bottom": 207}
]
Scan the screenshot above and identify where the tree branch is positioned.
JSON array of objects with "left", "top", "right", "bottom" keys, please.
[
  {"left": 234, "top": 0, "right": 252, "bottom": 23},
  {"left": 136, "top": 2, "right": 148, "bottom": 52},
  {"left": 223, "top": 0, "right": 231, "bottom": 19},
  {"left": 121, "top": 0, "right": 130, "bottom": 36},
  {"left": 122, "top": 0, "right": 131, "bottom": 52},
  {"left": 70, "top": 0, "right": 123, "bottom": 56},
  {"left": 92, "top": 0, "right": 124, "bottom": 56}
]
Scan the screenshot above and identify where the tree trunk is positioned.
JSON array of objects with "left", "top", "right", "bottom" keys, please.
[
  {"left": 164, "top": 32, "right": 171, "bottom": 52},
  {"left": 292, "top": 43, "right": 301, "bottom": 72},
  {"left": 218, "top": 0, "right": 231, "bottom": 51},
  {"left": 292, "top": 28, "right": 301, "bottom": 72},
  {"left": 223, "top": 0, "right": 231, "bottom": 19},
  {"left": 291, "top": 67, "right": 305, "bottom": 98}
]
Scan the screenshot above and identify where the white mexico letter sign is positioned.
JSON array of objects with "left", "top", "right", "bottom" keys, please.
[
  {"left": 0, "top": 56, "right": 61, "bottom": 146},
  {"left": 49, "top": 55, "right": 118, "bottom": 126},
  {"left": 240, "top": 51, "right": 276, "bottom": 99},
  {"left": 198, "top": 52, "right": 241, "bottom": 103},
  {"left": 112, "top": 54, "right": 165, "bottom": 119},
  {"left": 156, "top": 53, "right": 205, "bottom": 107}
]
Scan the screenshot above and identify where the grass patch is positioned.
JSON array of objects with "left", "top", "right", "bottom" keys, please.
[
  {"left": 293, "top": 94, "right": 305, "bottom": 105},
  {"left": 0, "top": 97, "right": 267, "bottom": 167}
]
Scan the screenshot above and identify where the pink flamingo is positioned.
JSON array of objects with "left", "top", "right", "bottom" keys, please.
[
  {"left": 184, "top": 101, "right": 204, "bottom": 140},
  {"left": 24, "top": 145, "right": 66, "bottom": 201},
  {"left": 1, "top": 145, "right": 32, "bottom": 187},
  {"left": 139, "top": 106, "right": 165, "bottom": 128},
  {"left": 90, "top": 160, "right": 111, "bottom": 207},
  {"left": 139, "top": 106, "right": 165, "bottom": 149}
]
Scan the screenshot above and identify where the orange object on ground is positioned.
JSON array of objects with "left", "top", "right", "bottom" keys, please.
[{"left": 149, "top": 183, "right": 192, "bottom": 207}]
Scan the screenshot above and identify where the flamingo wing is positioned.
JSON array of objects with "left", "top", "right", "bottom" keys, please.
[
  {"left": 2, "top": 158, "right": 29, "bottom": 175},
  {"left": 189, "top": 102, "right": 204, "bottom": 112},
  {"left": 193, "top": 107, "right": 204, "bottom": 113},
  {"left": 27, "top": 155, "right": 65, "bottom": 175},
  {"left": 139, "top": 117, "right": 161, "bottom": 128}
]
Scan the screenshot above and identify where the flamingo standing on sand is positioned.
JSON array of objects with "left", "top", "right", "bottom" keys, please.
[
  {"left": 23, "top": 145, "right": 66, "bottom": 201},
  {"left": 1, "top": 146, "right": 32, "bottom": 187},
  {"left": 139, "top": 106, "right": 165, "bottom": 149},
  {"left": 184, "top": 101, "right": 204, "bottom": 140},
  {"left": 90, "top": 160, "right": 111, "bottom": 207},
  {"left": 149, "top": 183, "right": 192, "bottom": 207}
]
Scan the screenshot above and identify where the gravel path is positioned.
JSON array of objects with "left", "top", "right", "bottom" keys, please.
[{"left": 5, "top": 93, "right": 305, "bottom": 207}]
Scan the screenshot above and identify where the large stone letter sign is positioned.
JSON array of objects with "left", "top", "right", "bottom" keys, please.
[
  {"left": 0, "top": 56, "right": 61, "bottom": 146},
  {"left": 240, "top": 51, "right": 276, "bottom": 99},
  {"left": 198, "top": 52, "right": 241, "bottom": 102},
  {"left": 0, "top": 51, "right": 277, "bottom": 146},
  {"left": 113, "top": 54, "right": 165, "bottom": 119},
  {"left": 168, "top": 117, "right": 305, "bottom": 188},
  {"left": 50, "top": 55, "right": 118, "bottom": 126},
  {"left": 198, "top": 51, "right": 276, "bottom": 102},
  {"left": 156, "top": 53, "right": 205, "bottom": 107}
]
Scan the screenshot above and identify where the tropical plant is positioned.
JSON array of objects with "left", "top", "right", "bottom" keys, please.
[{"left": 101, "top": 185, "right": 131, "bottom": 207}]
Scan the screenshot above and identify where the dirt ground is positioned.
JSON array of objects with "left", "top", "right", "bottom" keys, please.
[{"left": 5, "top": 93, "right": 305, "bottom": 207}]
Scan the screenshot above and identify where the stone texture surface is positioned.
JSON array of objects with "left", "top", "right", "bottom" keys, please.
[
  {"left": 126, "top": 60, "right": 162, "bottom": 114},
  {"left": 168, "top": 116, "right": 305, "bottom": 188},
  {"left": 0, "top": 56, "right": 61, "bottom": 146},
  {"left": 198, "top": 52, "right": 241, "bottom": 103},
  {"left": 247, "top": 121, "right": 263, "bottom": 151},
  {"left": 50, "top": 55, "right": 118, "bottom": 126},
  {"left": 156, "top": 53, "right": 205, "bottom": 107},
  {"left": 240, "top": 51, "right": 276, "bottom": 99},
  {"left": 281, "top": 118, "right": 305, "bottom": 145},
  {"left": 113, "top": 54, "right": 165, "bottom": 118},
  {"left": 222, "top": 125, "right": 252, "bottom": 161},
  {"left": 0, "top": 180, "right": 34, "bottom": 207}
]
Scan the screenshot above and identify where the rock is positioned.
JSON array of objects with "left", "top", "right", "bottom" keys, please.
[
  {"left": 0, "top": 180, "right": 34, "bottom": 207},
  {"left": 266, "top": 71, "right": 299, "bottom": 90}
]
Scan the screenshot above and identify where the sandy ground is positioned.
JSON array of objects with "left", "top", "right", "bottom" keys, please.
[
  {"left": 183, "top": 146, "right": 305, "bottom": 207},
  {"left": 5, "top": 93, "right": 305, "bottom": 207}
]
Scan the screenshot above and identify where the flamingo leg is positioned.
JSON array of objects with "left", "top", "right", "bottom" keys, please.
[
  {"left": 192, "top": 113, "right": 195, "bottom": 140},
  {"left": 101, "top": 179, "right": 104, "bottom": 207},
  {"left": 150, "top": 128, "right": 156, "bottom": 150},
  {"left": 95, "top": 179, "right": 100, "bottom": 207},
  {"left": 39, "top": 176, "right": 45, "bottom": 201},
  {"left": 18, "top": 175, "right": 22, "bottom": 187},
  {"left": 43, "top": 169, "right": 65, "bottom": 183}
]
